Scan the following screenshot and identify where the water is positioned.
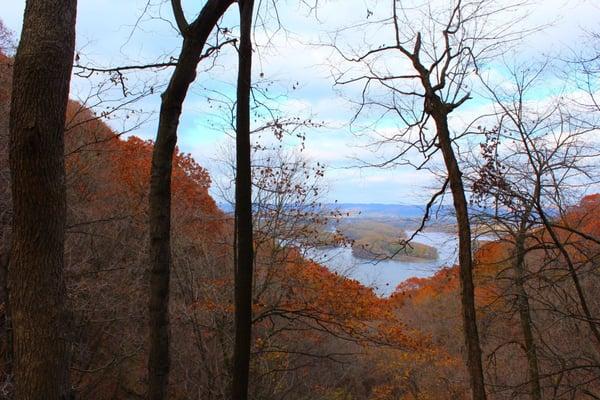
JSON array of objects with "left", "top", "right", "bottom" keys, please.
[{"left": 308, "top": 231, "right": 459, "bottom": 297}]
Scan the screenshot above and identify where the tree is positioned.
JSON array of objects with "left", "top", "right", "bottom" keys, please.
[
  {"left": 8, "top": 0, "right": 77, "bottom": 398},
  {"left": 0, "top": 20, "right": 15, "bottom": 56},
  {"left": 147, "top": 1, "right": 234, "bottom": 398},
  {"left": 467, "top": 66, "right": 549, "bottom": 399},
  {"left": 329, "top": 1, "right": 527, "bottom": 397},
  {"left": 231, "top": 0, "right": 255, "bottom": 398},
  {"left": 468, "top": 61, "right": 600, "bottom": 398},
  {"left": 470, "top": 123, "right": 543, "bottom": 399}
]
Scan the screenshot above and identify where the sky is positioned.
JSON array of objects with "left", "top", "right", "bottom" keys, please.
[{"left": 2, "top": 0, "right": 599, "bottom": 204}]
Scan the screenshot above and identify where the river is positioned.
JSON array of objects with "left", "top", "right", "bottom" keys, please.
[{"left": 308, "top": 231, "right": 459, "bottom": 297}]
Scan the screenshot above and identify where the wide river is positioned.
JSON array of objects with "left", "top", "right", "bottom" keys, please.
[{"left": 308, "top": 231, "right": 459, "bottom": 297}]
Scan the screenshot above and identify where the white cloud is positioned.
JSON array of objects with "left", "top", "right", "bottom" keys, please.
[{"left": 2, "top": 0, "right": 599, "bottom": 203}]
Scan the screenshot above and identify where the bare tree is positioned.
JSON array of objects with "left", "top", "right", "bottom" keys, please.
[
  {"left": 147, "top": 1, "right": 235, "bottom": 398},
  {"left": 329, "top": 1, "right": 530, "bottom": 397},
  {"left": 468, "top": 61, "right": 600, "bottom": 399},
  {"left": 232, "top": 0, "right": 256, "bottom": 398},
  {"left": 8, "top": 0, "right": 77, "bottom": 398},
  {"left": 0, "top": 21, "right": 15, "bottom": 56}
]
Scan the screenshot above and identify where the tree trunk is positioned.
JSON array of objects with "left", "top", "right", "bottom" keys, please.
[
  {"left": 513, "top": 234, "right": 542, "bottom": 400},
  {"left": 511, "top": 187, "right": 542, "bottom": 400},
  {"left": 8, "top": 0, "right": 76, "bottom": 398},
  {"left": 147, "top": 1, "right": 233, "bottom": 398},
  {"left": 231, "top": 0, "right": 255, "bottom": 398},
  {"left": 433, "top": 103, "right": 487, "bottom": 400}
]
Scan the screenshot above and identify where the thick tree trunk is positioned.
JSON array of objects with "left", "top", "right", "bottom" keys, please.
[
  {"left": 147, "top": 1, "right": 233, "bottom": 398},
  {"left": 433, "top": 105, "right": 487, "bottom": 400},
  {"left": 231, "top": 0, "right": 255, "bottom": 398},
  {"left": 8, "top": 0, "right": 76, "bottom": 398}
]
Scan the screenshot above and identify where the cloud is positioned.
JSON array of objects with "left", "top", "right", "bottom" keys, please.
[{"left": 2, "top": 0, "right": 598, "bottom": 204}]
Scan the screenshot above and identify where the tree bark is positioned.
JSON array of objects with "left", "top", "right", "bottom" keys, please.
[
  {"left": 147, "top": 1, "right": 234, "bottom": 399},
  {"left": 8, "top": 0, "right": 77, "bottom": 398},
  {"left": 231, "top": 0, "right": 255, "bottom": 398},
  {"left": 432, "top": 101, "right": 487, "bottom": 400}
]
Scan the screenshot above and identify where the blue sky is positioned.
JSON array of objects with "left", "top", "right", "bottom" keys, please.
[{"left": 2, "top": 0, "right": 599, "bottom": 204}]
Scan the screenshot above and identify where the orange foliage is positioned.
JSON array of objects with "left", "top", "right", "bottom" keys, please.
[
  {"left": 474, "top": 240, "right": 509, "bottom": 267},
  {"left": 252, "top": 247, "right": 423, "bottom": 349},
  {"left": 391, "top": 267, "right": 459, "bottom": 306},
  {"left": 63, "top": 99, "right": 222, "bottom": 238},
  {"left": 562, "top": 193, "right": 600, "bottom": 236}
]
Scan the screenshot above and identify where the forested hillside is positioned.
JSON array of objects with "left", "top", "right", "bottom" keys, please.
[
  {"left": 3, "top": 41, "right": 600, "bottom": 398},
  {"left": 393, "top": 194, "right": 600, "bottom": 398},
  {"left": 0, "top": 50, "right": 431, "bottom": 400},
  {"left": 2, "top": 1, "right": 600, "bottom": 399}
]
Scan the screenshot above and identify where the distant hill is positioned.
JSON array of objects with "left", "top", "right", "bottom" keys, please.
[
  {"left": 331, "top": 203, "right": 453, "bottom": 219},
  {"left": 217, "top": 202, "right": 454, "bottom": 220}
]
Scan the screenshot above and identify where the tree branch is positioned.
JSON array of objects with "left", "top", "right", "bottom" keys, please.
[{"left": 171, "top": 0, "right": 189, "bottom": 34}]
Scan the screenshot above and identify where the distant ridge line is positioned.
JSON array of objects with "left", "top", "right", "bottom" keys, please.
[{"left": 217, "top": 202, "right": 454, "bottom": 219}]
